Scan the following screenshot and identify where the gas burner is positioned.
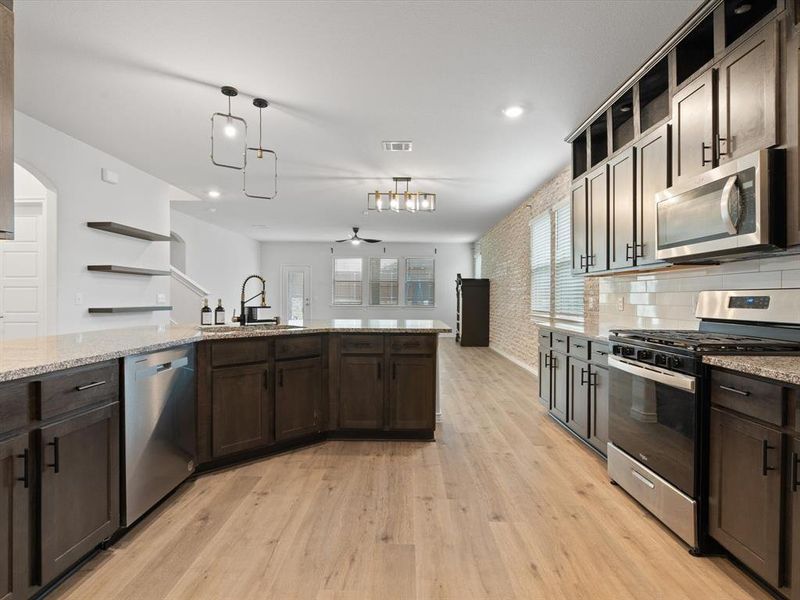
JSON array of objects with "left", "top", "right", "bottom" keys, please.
[{"left": 611, "top": 329, "right": 800, "bottom": 354}]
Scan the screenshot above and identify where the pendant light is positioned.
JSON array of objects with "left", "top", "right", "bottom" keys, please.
[
  {"left": 368, "top": 177, "right": 436, "bottom": 213},
  {"left": 210, "top": 86, "right": 247, "bottom": 170},
  {"left": 243, "top": 98, "right": 278, "bottom": 200}
]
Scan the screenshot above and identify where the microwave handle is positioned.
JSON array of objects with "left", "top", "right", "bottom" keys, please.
[{"left": 720, "top": 175, "right": 740, "bottom": 235}]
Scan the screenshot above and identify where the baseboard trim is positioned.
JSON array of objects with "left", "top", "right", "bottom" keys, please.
[{"left": 490, "top": 345, "right": 537, "bottom": 376}]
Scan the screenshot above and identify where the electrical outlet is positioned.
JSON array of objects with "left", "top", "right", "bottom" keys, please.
[
  {"left": 75, "top": 292, "right": 83, "bottom": 305},
  {"left": 157, "top": 293, "right": 167, "bottom": 305},
  {"left": 616, "top": 297, "right": 625, "bottom": 312}
]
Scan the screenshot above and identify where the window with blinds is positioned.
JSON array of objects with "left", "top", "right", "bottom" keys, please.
[
  {"left": 404, "top": 258, "right": 435, "bottom": 306},
  {"left": 332, "top": 257, "right": 363, "bottom": 305},
  {"left": 368, "top": 258, "right": 399, "bottom": 305},
  {"left": 554, "top": 202, "right": 584, "bottom": 318},
  {"left": 530, "top": 211, "right": 551, "bottom": 314}
]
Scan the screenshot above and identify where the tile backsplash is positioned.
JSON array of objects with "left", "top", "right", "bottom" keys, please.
[{"left": 599, "top": 254, "right": 800, "bottom": 331}]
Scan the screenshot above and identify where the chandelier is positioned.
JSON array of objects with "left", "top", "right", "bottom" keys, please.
[{"left": 367, "top": 177, "right": 436, "bottom": 213}]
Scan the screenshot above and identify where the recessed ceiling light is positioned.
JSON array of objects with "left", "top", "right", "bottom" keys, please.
[
  {"left": 208, "top": 190, "right": 220, "bottom": 198},
  {"left": 502, "top": 105, "right": 524, "bottom": 118},
  {"left": 733, "top": 2, "right": 752, "bottom": 15}
]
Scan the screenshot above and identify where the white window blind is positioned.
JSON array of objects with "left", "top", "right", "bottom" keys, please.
[
  {"left": 530, "top": 211, "right": 551, "bottom": 314},
  {"left": 332, "top": 258, "right": 363, "bottom": 305},
  {"left": 404, "top": 258, "right": 435, "bottom": 306},
  {"left": 368, "top": 258, "right": 399, "bottom": 305},
  {"left": 554, "top": 202, "right": 584, "bottom": 317}
]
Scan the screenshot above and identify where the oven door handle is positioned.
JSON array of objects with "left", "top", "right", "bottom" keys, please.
[
  {"left": 608, "top": 356, "right": 696, "bottom": 393},
  {"left": 720, "top": 175, "right": 741, "bottom": 235}
]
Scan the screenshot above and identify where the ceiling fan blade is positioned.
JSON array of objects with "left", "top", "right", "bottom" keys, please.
[
  {"left": 362, "top": 238, "right": 382, "bottom": 244},
  {"left": 334, "top": 238, "right": 350, "bottom": 243}
]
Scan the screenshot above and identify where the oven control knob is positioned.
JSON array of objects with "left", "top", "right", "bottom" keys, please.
[
  {"left": 670, "top": 356, "right": 682, "bottom": 369},
  {"left": 637, "top": 350, "right": 651, "bottom": 361},
  {"left": 654, "top": 354, "right": 667, "bottom": 366},
  {"left": 622, "top": 346, "right": 635, "bottom": 357}
]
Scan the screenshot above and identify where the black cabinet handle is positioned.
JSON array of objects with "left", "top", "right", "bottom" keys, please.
[
  {"left": 580, "top": 367, "right": 589, "bottom": 386},
  {"left": 761, "top": 440, "right": 776, "bottom": 476},
  {"left": 589, "top": 372, "right": 598, "bottom": 388},
  {"left": 701, "top": 142, "right": 712, "bottom": 166},
  {"left": 377, "top": 362, "right": 382, "bottom": 380},
  {"left": 719, "top": 384, "right": 750, "bottom": 397},
  {"left": 551, "top": 356, "right": 558, "bottom": 369},
  {"left": 392, "top": 363, "right": 397, "bottom": 380},
  {"left": 579, "top": 255, "right": 586, "bottom": 269},
  {"left": 595, "top": 351, "right": 608, "bottom": 356},
  {"left": 625, "top": 243, "right": 635, "bottom": 262},
  {"left": 278, "top": 369, "right": 284, "bottom": 388},
  {"left": 716, "top": 133, "right": 728, "bottom": 158},
  {"left": 635, "top": 242, "right": 645, "bottom": 259},
  {"left": 47, "top": 437, "right": 60, "bottom": 474},
  {"left": 544, "top": 354, "right": 550, "bottom": 368},
  {"left": 76, "top": 380, "right": 106, "bottom": 392},
  {"left": 587, "top": 255, "right": 596, "bottom": 267},
  {"left": 792, "top": 452, "right": 799, "bottom": 493},
  {"left": 16, "top": 449, "right": 29, "bottom": 488}
]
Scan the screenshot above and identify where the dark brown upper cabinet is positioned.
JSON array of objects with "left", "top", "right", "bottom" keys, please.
[
  {"left": 589, "top": 112, "right": 609, "bottom": 168},
  {"left": 717, "top": 22, "right": 778, "bottom": 162},
  {"left": 672, "top": 69, "right": 715, "bottom": 183},
  {"left": 571, "top": 178, "right": 588, "bottom": 275},
  {"left": 608, "top": 147, "right": 636, "bottom": 270},
  {"left": 635, "top": 123, "right": 671, "bottom": 266},
  {"left": 586, "top": 165, "right": 609, "bottom": 273},
  {"left": 724, "top": 0, "right": 778, "bottom": 48},
  {"left": 675, "top": 12, "right": 715, "bottom": 87},
  {"left": 0, "top": 3, "right": 13, "bottom": 241},
  {"left": 0, "top": 433, "right": 29, "bottom": 600},
  {"left": 573, "top": 129, "right": 588, "bottom": 179},
  {"left": 639, "top": 56, "right": 670, "bottom": 134},
  {"left": 611, "top": 89, "right": 635, "bottom": 152}
]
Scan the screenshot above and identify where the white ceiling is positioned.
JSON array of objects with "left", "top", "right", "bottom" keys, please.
[{"left": 14, "top": 0, "right": 700, "bottom": 243}]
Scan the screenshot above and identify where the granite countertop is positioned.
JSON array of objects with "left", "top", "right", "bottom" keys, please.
[
  {"left": 0, "top": 319, "right": 451, "bottom": 383},
  {"left": 703, "top": 355, "right": 800, "bottom": 387},
  {"left": 532, "top": 318, "right": 611, "bottom": 343}
]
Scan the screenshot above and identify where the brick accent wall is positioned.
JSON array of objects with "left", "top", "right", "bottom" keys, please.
[{"left": 477, "top": 166, "right": 599, "bottom": 371}]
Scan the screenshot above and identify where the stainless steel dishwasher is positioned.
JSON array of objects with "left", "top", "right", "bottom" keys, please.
[{"left": 122, "top": 344, "right": 196, "bottom": 527}]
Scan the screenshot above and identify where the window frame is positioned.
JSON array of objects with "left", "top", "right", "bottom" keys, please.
[
  {"left": 331, "top": 256, "right": 364, "bottom": 306},
  {"left": 367, "top": 257, "right": 400, "bottom": 306},
  {"left": 403, "top": 256, "right": 436, "bottom": 307},
  {"left": 529, "top": 210, "right": 552, "bottom": 317}
]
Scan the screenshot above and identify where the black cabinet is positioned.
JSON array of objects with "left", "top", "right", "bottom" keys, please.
[
  {"left": 0, "top": 433, "right": 28, "bottom": 600},
  {"left": 275, "top": 357, "right": 322, "bottom": 441},
  {"left": 791, "top": 438, "right": 800, "bottom": 600},
  {"left": 538, "top": 348, "right": 551, "bottom": 409},
  {"left": 635, "top": 123, "right": 670, "bottom": 266},
  {"left": 388, "top": 356, "right": 435, "bottom": 431},
  {"left": 568, "top": 358, "right": 590, "bottom": 438},
  {"left": 455, "top": 276, "right": 489, "bottom": 347},
  {"left": 40, "top": 403, "right": 120, "bottom": 584},
  {"left": 608, "top": 148, "right": 636, "bottom": 270},
  {"left": 709, "top": 406, "right": 782, "bottom": 587},
  {"left": 588, "top": 366, "right": 609, "bottom": 454},
  {"left": 211, "top": 363, "right": 272, "bottom": 457},
  {"left": 550, "top": 351, "right": 568, "bottom": 423},
  {"left": 672, "top": 69, "right": 715, "bottom": 183},
  {"left": 338, "top": 355, "right": 384, "bottom": 430},
  {"left": 571, "top": 179, "right": 588, "bottom": 275},
  {"left": 586, "top": 166, "right": 608, "bottom": 273}
]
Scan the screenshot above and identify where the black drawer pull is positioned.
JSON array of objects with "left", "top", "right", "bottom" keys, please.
[
  {"left": 595, "top": 351, "right": 608, "bottom": 356},
  {"left": 761, "top": 440, "right": 776, "bottom": 476},
  {"left": 555, "top": 338, "right": 565, "bottom": 343},
  {"left": 792, "top": 452, "right": 799, "bottom": 493},
  {"left": 701, "top": 142, "right": 712, "bottom": 166},
  {"left": 573, "top": 343, "right": 585, "bottom": 349},
  {"left": 625, "top": 243, "right": 635, "bottom": 262},
  {"left": 392, "top": 363, "right": 397, "bottom": 380},
  {"left": 16, "top": 449, "right": 29, "bottom": 488},
  {"left": 579, "top": 255, "right": 586, "bottom": 269},
  {"left": 719, "top": 384, "right": 750, "bottom": 397},
  {"left": 377, "top": 362, "right": 382, "bottom": 380},
  {"left": 76, "top": 380, "right": 107, "bottom": 392},
  {"left": 589, "top": 372, "right": 598, "bottom": 388},
  {"left": 47, "top": 437, "right": 60, "bottom": 474}
]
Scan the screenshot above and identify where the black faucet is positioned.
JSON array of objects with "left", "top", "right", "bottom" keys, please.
[{"left": 234, "top": 274, "right": 270, "bottom": 326}]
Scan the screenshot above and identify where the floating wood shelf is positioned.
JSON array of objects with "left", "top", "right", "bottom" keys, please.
[
  {"left": 87, "top": 265, "right": 171, "bottom": 276},
  {"left": 87, "top": 221, "right": 171, "bottom": 242},
  {"left": 88, "top": 306, "right": 173, "bottom": 314}
]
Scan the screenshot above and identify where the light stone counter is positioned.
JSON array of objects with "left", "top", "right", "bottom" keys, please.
[
  {"left": 703, "top": 355, "right": 800, "bottom": 387},
  {"left": 0, "top": 319, "right": 451, "bottom": 383},
  {"left": 532, "top": 319, "right": 611, "bottom": 343}
]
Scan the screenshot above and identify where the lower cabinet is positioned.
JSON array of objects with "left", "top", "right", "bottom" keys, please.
[
  {"left": 538, "top": 348, "right": 551, "bottom": 409},
  {"left": 40, "top": 402, "right": 120, "bottom": 584},
  {"left": 211, "top": 363, "right": 272, "bottom": 457},
  {"left": 709, "top": 407, "right": 782, "bottom": 588},
  {"left": 792, "top": 438, "right": 800, "bottom": 600},
  {"left": 275, "top": 357, "right": 323, "bottom": 441},
  {"left": 550, "top": 351, "right": 568, "bottom": 422},
  {"left": 588, "top": 366, "right": 609, "bottom": 454},
  {"left": 0, "top": 433, "right": 29, "bottom": 600},
  {"left": 388, "top": 356, "right": 435, "bottom": 430},
  {"left": 339, "top": 355, "right": 384, "bottom": 429},
  {"left": 567, "top": 358, "right": 590, "bottom": 438}
]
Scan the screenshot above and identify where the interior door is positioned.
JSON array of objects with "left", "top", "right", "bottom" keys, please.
[
  {"left": 672, "top": 69, "right": 715, "bottom": 183},
  {"left": 281, "top": 265, "right": 311, "bottom": 324}
]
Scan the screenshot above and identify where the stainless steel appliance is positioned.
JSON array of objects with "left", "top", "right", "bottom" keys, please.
[
  {"left": 655, "top": 149, "right": 784, "bottom": 262},
  {"left": 608, "top": 289, "right": 800, "bottom": 553},
  {"left": 123, "top": 345, "right": 196, "bottom": 526}
]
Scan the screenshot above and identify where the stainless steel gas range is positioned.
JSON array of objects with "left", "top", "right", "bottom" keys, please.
[{"left": 607, "top": 289, "right": 800, "bottom": 554}]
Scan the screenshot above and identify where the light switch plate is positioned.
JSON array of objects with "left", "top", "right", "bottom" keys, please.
[{"left": 157, "top": 293, "right": 167, "bottom": 305}]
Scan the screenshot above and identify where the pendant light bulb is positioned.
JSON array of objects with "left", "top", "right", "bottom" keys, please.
[{"left": 351, "top": 238, "right": 361, "bottom": 246}]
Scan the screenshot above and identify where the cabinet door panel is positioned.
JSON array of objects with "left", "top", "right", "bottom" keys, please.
[
  {"left": 588, "top": 366, "right": 609, "bottom": 454},
  {"left": 709, "top": 407, "right": 781, "bottom": 587},
  {"left": 609, "top": 149, "right": 636, "bottom": 270},
  {"left": 339, "top": 355, "right": 383, "bottom": 429},
  {"left": 718, "top": 24, "right": 777, "bottom": 162},
  {"left": 388, "top": 356, "right": 435, "bottom": 431},
  {"left": 211, "top": 363, "right": 272, "bottom": 457},
  {"left": 635, "top": 124, "right": 670, "bottom": 266},
  {"left": 673, "top": 70, "right": 714, "bottom": 182},
  {"left": 550, "top": 352, "right": 568, "bottom": 423},
  {"left": 275, "top": 357, "right": 322, "bottom": 441},
  {"left": 571, "top": 180, "right": 587, "bottom": 275},
  {"left": 538, "top": 350, "right": 551, "bottom": 409},
  {"left": 587, "top": 166, "right": 608, "bottom": 273},
  {"left": 0, "top": 434, "right": 28, "bottom": 600},
  {"left": 40, "top": 403, "right": 119, "bottom": 584},
  {"left": 791, "top": 438, "right": 800, "bottom": 600},
  {"left": 568, "top": 358, "right": 589, "bottom": 438}
]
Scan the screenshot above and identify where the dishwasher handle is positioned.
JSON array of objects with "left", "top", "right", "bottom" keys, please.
[{"left": 136, "top": 356, "right": 190, "bottom": 379}]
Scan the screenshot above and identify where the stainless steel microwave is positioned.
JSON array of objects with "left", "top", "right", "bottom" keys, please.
[{"left": 655, "top": 149, "right": 784, "bottom": 262}]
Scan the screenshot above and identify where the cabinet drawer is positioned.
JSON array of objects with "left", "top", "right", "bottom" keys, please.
[
  {"left": 211, "top": 338, "right": 268, "bottom": 368},
  {"left": 538, "top": 330, "right": 551, "bottom": 349},
  {"left": 590, "top": 342, "right": 610, "bottom": 367},
  {"left": 39, "top": 361, "right": 119, "bottom": 421},
  {"left": 340, "top": 335, "right": 384, "bottom": 354},
  {"left": 569, "top": 337, "right": 590, "bottom": 360},
  {"left": 275, "top": 335, "right": 322, "bottom": 360},
  {"left": 0, "top": 379, "right": 33, "bottom": 435},
  {"left": 710, "top": 369, "right": 785, "bottom": 427},
  {"left": 389, "top": 335, "right": 436, "bottom": 355},
  {"left": 552, "top": 333, "right": 568, "bottom": 354}
]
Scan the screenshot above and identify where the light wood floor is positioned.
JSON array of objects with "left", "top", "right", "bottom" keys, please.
[{"left": 52, "top": 340, "right": 771, "bottom": 600}]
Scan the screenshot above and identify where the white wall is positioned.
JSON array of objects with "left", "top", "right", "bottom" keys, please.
[
  {"left": 14, "top": 111, "right": 191, "bottom": 333},
  {"left": 170, "top": 209, "right": 262, "bottom": 325},
  {"left": 259, "top": 241, "right": 472, "bottom": 330}
]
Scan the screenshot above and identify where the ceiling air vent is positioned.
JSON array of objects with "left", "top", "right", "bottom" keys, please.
[{"left": 382, "top": 140, "right": 413, "bottom": 152}]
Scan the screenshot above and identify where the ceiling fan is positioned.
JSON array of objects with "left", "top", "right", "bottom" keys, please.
[{"left": 335, "top": 226, "right": 382, "bottom": 245}]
